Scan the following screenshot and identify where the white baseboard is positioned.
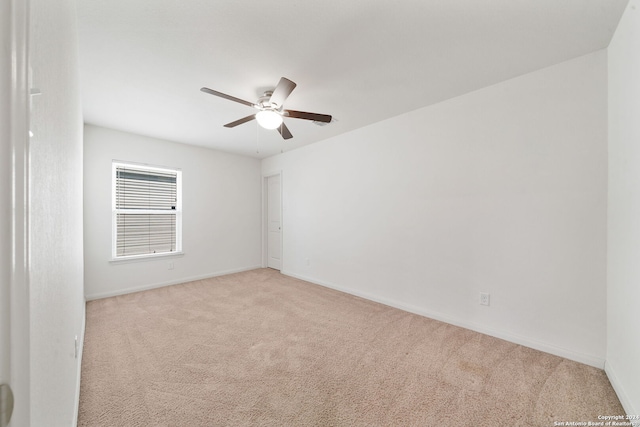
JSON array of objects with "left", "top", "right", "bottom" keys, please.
[
  {"left": 282, "top": 270, "right": 606, "bottom": 369},
  {"left": 73, "top": 301, "right": 86, "bottom": 426},
  {"left": 85, "top": 265, "right": 262, "bottom": 300},
  {"left": 605, "top": 360, "right": 638, "bottom": 417}
]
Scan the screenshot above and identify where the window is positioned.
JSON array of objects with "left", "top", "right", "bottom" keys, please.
[{"left": 112, "top": 162, "right": 182, "bottom": 259}]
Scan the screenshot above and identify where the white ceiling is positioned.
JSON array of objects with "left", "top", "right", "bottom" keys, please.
[{"left": 77, "top": 0, "right": 628, "bottom": 159}]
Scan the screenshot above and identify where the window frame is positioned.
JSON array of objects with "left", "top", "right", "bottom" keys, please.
[{"left": 111, "top": 161, "right": 183, "bottom": 261}]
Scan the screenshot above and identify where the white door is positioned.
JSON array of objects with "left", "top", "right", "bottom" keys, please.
[{"left": 267, "top": 174, "right": 282, "bottom": 270}]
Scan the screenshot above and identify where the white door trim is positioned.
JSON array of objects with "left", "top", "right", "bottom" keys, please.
[
  {"left": 0, "top": 0, "right": 10, "bottom": 421},
  {"left": 262, "top": 171, "right": 282, "bottom": 269},
  {"left": 7, "top": 0, "right": 31, "bottom": 424}
]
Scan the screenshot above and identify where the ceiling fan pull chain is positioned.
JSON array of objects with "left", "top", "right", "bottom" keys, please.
[
  {"left": 280, "top": 122, "right": 284, "bottom": 154},
  {"left": 256, "top": 120, "right": 260, "bottom": 154}
]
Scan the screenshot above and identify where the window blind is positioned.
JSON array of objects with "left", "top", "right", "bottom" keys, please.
[{"left": 114, "top": 164, "right": 181, "bottom": 258}]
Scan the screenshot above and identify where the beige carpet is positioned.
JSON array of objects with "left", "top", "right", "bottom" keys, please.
[{"left": 78, "top": 268, "right": 623, "bottom": 426}]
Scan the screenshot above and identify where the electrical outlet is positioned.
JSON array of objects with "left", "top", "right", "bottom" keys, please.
[
  {"left": 168, "top": 262, "right": 174, "bottom": 270},
  {"left": 74, "top": 335, "right": 79, "bottom": 359},
  {"left": 305, "top": 258, "right": 310, "bottom": 266},
  {"left": 480, "top": 292, "right": 490, "bottom": 306}
]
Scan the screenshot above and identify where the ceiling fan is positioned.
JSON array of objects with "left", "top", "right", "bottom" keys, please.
[{"left": 200, "top": 77, "right": 332, "bottom": 140}]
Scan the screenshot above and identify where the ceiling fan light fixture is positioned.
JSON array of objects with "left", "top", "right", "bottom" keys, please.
[{"left": 256, "top": 110, "right": 283, "bottom": 130}]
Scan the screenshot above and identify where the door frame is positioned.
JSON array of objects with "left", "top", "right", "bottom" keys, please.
[
  {"left": 2, "top": 0, "right": 31, "bottom": 425},
  {"left": 261, "top": 171, "right": 283, "bottom": 270}
]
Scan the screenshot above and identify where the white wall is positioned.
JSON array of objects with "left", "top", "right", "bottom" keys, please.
[
  {"left": 84, "top": 125, "right": 262, "bottom": 299},
  {"left": 29, "top": 0, "right": 86, "bottom": 425},
  {"left": 263, "top": 51, "right": 608, "bottom": 368},
  {"left": 606, "top": 0, "right": 640, "bottom": 415}
]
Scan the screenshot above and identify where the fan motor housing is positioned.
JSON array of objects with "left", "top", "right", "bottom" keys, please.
[{"left": 258, "top": 91, "right": 277, "bottom": 110}]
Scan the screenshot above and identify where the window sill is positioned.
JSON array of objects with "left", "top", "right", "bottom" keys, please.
[{"left": 109, "top": 251, "right": 185, "bottom": 264}]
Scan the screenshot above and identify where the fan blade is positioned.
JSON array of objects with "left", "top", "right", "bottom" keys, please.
[
  {"left": 201, "top": 87, "right": 256, "bottom": 108},
  {"left": 277, "top": 122, "right": 293, "bottom": 140},
  {"left": 224, "top": 114, "right": 256, "bottom": 128},
  {"left": 285, "top": 110, "right": 332, "bottom": 123},
  {"left": 269, "top": 77, "right": 296, "bottom": 108}
]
